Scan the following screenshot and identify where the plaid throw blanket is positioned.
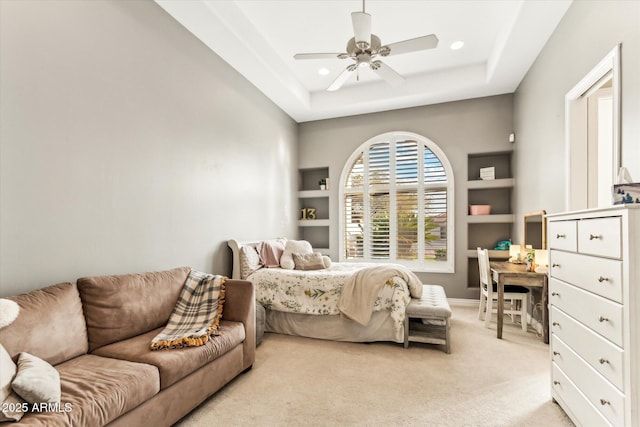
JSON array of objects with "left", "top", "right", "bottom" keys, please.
[{"left": 150, "top": 270, "right": 226, "bottom": 350}]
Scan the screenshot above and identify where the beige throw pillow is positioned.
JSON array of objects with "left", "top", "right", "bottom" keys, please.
[
  {"left": 11, "top": 352, "right": 61, "bottom": 404},
  {"left": 293, "top": 252, "right": 325, "bottom": 270},
  {"left": 239, "top": 245, "right": 262, "bottom": 279},
  {"left": 280, "top": 240, "right": 313, "bottom": 269}
]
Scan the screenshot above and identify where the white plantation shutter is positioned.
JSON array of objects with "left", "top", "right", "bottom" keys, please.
[
  {"left": 340, "top": 132, "right": 454, "bottom": 272},
  {"left": 343, "top": 192, "right": 364, "bottom": 258},
  {"left": 369, "top": 192, "right": 390, "bottom": 259}
]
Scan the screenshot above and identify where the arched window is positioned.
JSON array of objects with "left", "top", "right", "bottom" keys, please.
[{"left": 339, "top": 131, "right": 454, "bottom": 272}]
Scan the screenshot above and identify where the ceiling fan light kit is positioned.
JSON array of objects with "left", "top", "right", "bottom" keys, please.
[{"left": 294, "top": 0, "right": 438, "bottom": 92}]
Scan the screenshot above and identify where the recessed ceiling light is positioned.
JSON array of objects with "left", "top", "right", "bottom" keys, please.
[
  {"left": 450, "top": 41, "right": 464, "bottom": 50},
  {"left": 318, "top": 67, "right": 330, "bottom": 76}
]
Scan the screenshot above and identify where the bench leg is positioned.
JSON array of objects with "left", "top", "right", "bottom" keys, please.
[
  {"left": 403, "top": 316, "right": 409, "bottom": 348},
  {"left": 445, "top": 318, "right": 451, "bottom": 354}
]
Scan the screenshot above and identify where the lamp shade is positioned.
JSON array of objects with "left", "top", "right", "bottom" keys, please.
[
  {"left": 535, "top": 249, "right": 549, "bottom": 267},
  {"left": 509, "top": 244, "right": 521, "bottom": 261}
]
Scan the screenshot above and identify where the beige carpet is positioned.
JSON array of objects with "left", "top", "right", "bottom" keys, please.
[{"left": 175, "top": 304, "right": 574, "bottom": 427}]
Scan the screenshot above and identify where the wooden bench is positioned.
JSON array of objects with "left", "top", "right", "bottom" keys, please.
[{"left": 404, "top": 284, "right": 452, "bottom": 353}]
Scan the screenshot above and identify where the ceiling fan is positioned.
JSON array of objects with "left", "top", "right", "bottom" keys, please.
[{"left": 293, "top": 0, "right": 439, "bottom": 92}]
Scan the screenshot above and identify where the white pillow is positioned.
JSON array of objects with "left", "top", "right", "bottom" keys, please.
[
  {"left": 11, "top": 352, "right": 61, "bottom": 404},
  {"left": 1, "top": 346, "right": 25, "bottom": 422},
  {"left": 0, "top": 345, "right": 15, "bottom": 403},
  {"left": 280, "top": 240, "right": 313, "bottom": 269},
  {"left": 321, "top": 255, "right": 332, "bottom": 268}
]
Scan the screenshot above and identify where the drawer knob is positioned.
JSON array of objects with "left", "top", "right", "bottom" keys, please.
[
  {"left": 552, "top": 263, "right": 560, "bottom": 268},
  {"left": 553, "top": 380, "right": 560, "bottom": 386},
  {"left": 556, "top": 234, "right": 566, "bottom": 239},
  {"left": 552, "top": 322, "right": 560, "bottom": 327},
  {"left": 589, "top": 234, "right": 602, "bottom": 240},
  {"left": 599, "top": 358, "right": 610, "bottom": 364},
  {"left": 553, "top": 351, "right": 560, "bottom": 356},
  {"left": 600, "top": 399, "right": 611, "bottom": 406},
  {"left": 598, "top": 316, "right": 609, "bottom": 323},
  {"left": 551, "top": 292, "right": 560, "bottom": 297},
  {"left": 597, "top": 276, "right": 609, "bottom": 283}
]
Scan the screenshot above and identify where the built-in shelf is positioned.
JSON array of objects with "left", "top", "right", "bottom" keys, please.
[
  {"left": 298, "top": 167, "right": 331, "bottom": 256},
  {"left": 466, "top": 214, "right": 515, "bottom": 224},
  {"left": 466, "top": 151, "right": 514, "bottom": 289},
  {"left": 298, "top": 219, "right": 330, "bottom": 227},
  {"left": 298, "top": 189, "right": 329, "bottom": 198},
  {"left": 467, "top": 178, "right": 515, "bottom": 190}
]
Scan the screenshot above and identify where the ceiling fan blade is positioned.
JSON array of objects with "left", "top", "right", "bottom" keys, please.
[
  {"left": 293, "top": 53, "right": 345, "bottom": 60},
  {"left": 371, "top": 61, "right": 405, "bottom": 87},
  {"left": 327, "top": 67, "right": 354, "bottom": 92},
  {"left": 381, "top": 34, "right": 439, "bottom": 56},
  {"left": 351, "top": 12, "right": 371, "bottom": 49}
]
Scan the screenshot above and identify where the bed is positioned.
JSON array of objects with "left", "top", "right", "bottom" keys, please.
[{"left": 228, "top": 239, "right": 423, "bottom": 343}]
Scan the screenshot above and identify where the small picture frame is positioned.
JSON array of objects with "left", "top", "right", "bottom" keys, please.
[
  {"left": 480, "top": 167, "right": 495, "bottom": 180},
  {"left": 613, "top": 183, "right": 640, "bottom": 205}
]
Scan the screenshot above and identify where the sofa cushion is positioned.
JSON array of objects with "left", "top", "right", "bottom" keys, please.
[
  {"left": 0, "top": 282, "right": 88, "bottom": 365},
  {"left": 14, "top": 354, "right": 159, "bottom": 426},
  {"left": 77, "top": 267, "right": 190, "bottom": 351},
  {"left": 92, "top": 320, "right": 245, "bottom": 390}
]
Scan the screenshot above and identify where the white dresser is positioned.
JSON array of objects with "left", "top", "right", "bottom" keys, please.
[{"left": 547, "top": 206, "right": 639, "bottom": 426}]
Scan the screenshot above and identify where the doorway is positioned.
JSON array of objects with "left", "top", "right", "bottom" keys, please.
[{"left": 565, "top": 46, "right": 620, "bottom": 211}]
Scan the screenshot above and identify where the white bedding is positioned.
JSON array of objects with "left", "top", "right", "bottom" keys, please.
[{"left": 247, "top": 262, "right": 413, "bottom": 333}]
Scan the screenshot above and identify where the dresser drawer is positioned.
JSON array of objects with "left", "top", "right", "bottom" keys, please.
[
  {"left": 552, "top": 364, "right": 612, "bottom": 427},
  {"left": 549, "top": 251, "right": 623, "bottom": 303},
  {"left": 550, "top": 278, "right": 623, "bottom": 346},
  {"left": 552, "top": 337, "right": 625, "bottom": 426},
  {"left": 548, "top": 220, "right": 577, "bottom": 252},
  {"left": 578, "top": 216, "right": 622, "bottom": 259},
  {"left": 551, "top": 307, "right": 624, "bottom": 390}
]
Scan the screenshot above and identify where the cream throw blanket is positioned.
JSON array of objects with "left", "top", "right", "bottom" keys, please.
[{"left": 337, "top": 264, "right": 423, "bottom": 326}]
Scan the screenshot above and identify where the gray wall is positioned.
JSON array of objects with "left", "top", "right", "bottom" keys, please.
[
  {"left": 0, "top": 0, "right": 298, "bottom": 296},
  {"left": 298, "top": 95, "right": 514, "bottom": 300},
  {"left": 513, "top": 0, "right": 640, "bottom": 228}
]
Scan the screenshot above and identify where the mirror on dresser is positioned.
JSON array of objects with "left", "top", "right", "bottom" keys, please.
[{"left": 524, "top": 210, "right": 547, "bottom": 250}]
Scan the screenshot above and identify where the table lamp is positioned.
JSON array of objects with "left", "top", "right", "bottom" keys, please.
[
  {"left": 509, "top": 244, "right": 522, "bottom": 263},
  {"left": 535, "top": 249, "right": 549, "bottom": 273}
]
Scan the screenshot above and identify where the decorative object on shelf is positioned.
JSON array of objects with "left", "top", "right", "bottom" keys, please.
[
  {"left": 613, "top": 167, "right": 639, "bottom": 205},
  {"left": 318, "top": 178, "right": 327, "bottom": 190},
  {"left": 479, "top": 166, "right": 495, "bottom": 180},
  {"left": 534, "top": 249, "right": 548, "bottom": 273},
  {"left": 509, "top": 244, "right": 522, "bottom": 263},
  {"left": 300, "top": 208, "right": 317, "bottom": 220},
  {"left": 524, "top": 249, "right": 535, "bottom": 272},
  {"left": 469, "top": 204, "right": 491, "bottom": 215},
  {"left": 494, "top": 240, "right": 511, "bottom": 251},
  {"left": 613, "top": 183, "right": 640, "bottom": 205}
]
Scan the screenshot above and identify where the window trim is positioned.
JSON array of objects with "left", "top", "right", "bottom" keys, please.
[{"left": 338, "top": 131, "right": 455, "bottom": 273}]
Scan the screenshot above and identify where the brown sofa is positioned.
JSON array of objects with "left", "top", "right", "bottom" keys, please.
[{"left": 0, "top": 267, "right": 255, "bottom": 426}]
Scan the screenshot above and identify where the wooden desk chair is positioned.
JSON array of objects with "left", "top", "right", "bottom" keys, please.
[{"left": 477, "top": 248, "right": 529, "bottom": 331}]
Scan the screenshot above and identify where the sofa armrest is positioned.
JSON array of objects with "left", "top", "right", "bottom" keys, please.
[{"left": 222, "top": 279, "right": 255, "bottom": 370}]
